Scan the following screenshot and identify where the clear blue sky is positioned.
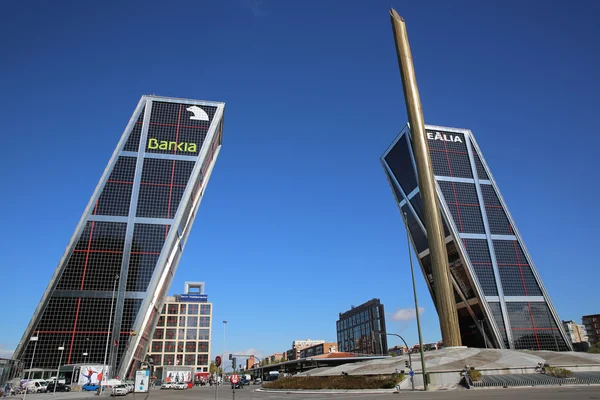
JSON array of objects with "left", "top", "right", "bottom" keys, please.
[{"left": 1, "top": 0, "right": 599, "bottom": 360}]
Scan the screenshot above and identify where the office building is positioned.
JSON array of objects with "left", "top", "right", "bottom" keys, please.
[
  {"left": 563, "top": 320, "right": 588, "bottom": 344},
  {"left": 149, "top": 282, "right": 212, "bottom": 378},
  {"left": 583, "top": 314, "right": 600, "bottom": 345},
  {"left": 563, "top": 320, "right": 589, "bottom": 352},
  {"left": 381, "top": 124, "right": 571, "bottom": 351},
  {"left": 14, "top": 96, "right": 225, "bottom": 379},
  {"left": 336, "top": 299, "right": 387, "bottom": 355}
]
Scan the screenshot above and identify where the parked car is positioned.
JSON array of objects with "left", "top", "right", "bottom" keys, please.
[
  {"left": 81, "top": 383, "right": 99, "bottom": 391},
  {"left": 111, "top": 384, "right": 128, "bottom": 396},
  {"left": 160, "top": 382, "right": 173, "bottom": 390},
  {"left": 46, "top": 383, "right": 71, "bottom": 392},
  {"left": 239, "top": 378, "right": 251, "bottom": 387},
  {"left": 253, "top": 378, "right": 262, "bottom": 385},
  {"left": 173, "top": 383, "right": 186, "bottom": 390},
  {"left": 124, "top": 382, "right": 134, "bottom": 393}
]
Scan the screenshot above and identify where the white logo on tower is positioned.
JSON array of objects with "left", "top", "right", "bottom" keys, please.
[
  {"left": 427, "top": 131, "right": 463, "bottom": 143},
  {"left": 186, "top": 106, "right": 209, "bottom": 121}
]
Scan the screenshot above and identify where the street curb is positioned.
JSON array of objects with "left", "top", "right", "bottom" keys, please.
[{"left": 255, "top": 388, "right": 397, "bottom": 394}]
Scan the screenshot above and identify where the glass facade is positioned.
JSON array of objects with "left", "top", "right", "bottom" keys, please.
[
  {"left": 336, "top": 299, "right": 388, "bottom": 355},
  {"left": 381, "top": 125, "right": 571, "bottom": 351},
  {"left": 15, "top": 96, "right": 225, "bottom": 378}
]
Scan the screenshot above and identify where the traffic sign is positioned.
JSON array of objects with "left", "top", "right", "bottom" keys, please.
[
  {"left": 231, "top": 374, "right": 239, "bottom": 384},
  {"left": 409, "top": 370, "right": 415, "bottom": 377},
  {"left": 215, "top": 356, "right": 222, "bottom": 367}
]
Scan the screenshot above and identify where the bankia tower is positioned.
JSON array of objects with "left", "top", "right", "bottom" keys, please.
[
  {"left": 14, "top": 96, "right": 224, "bottom": 379},
  {"left": 381, "top": 124, "right": 571, "bottom": 351}
]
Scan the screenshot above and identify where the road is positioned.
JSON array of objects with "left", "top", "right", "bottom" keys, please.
[{"left": 12, "top": 385, "right": 600, "bottom": 400}]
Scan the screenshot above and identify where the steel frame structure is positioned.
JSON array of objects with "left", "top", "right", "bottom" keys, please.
[
  {"left": 14, "top": 95, "right": 225, "bottom": 379},
  {"left": 381, "top": 124, "right": 572, "bottom": 351}
]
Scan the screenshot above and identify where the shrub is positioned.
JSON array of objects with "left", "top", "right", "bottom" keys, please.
[
  {"left": 468, "top": 369, "right": 482, "bottom": 381},
  {"left": 588, "top": 343, "right": 600, "bottom": 354},
  {"left": 545, "top": 366, "right": 572, "bottom": 378},
  {"left": 263, "top": 374, "right": 404, "bottom": 390}
]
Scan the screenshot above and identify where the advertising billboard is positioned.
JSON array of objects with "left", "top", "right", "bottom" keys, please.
[
  {"left": 135, "top": 370, "right": 149, "bottom": 393},
  {"left": 164, "top": 370, "right": 193, "bottom": 383},
  {"left": 78, "top": 365, "right": 109, "bottom": 385}
]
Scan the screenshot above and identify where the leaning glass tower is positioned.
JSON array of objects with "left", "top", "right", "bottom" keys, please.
[
  {"left": 14, "top": 96, "right": 225, "bottom": 378},
  {"left": 381, "top": 124, "right": 571, "bottom": 351}
]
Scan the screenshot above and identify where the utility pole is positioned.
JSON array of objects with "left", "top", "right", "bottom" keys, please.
[
  {"left": 389, "top": 8, "right": 462, "bottom": 347},
  {"left": 402, "top": 212, "right": 428, "bottom": 390}
]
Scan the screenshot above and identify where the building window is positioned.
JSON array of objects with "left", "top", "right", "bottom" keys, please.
[
  {"left": 187, "top": 316, "right": 198, "bottom": 327},
  {"left": 164, "top": 341, "right": 176, "bottom": 352},
  {"left": 157, "top": 316, "right": 165, "bottom": 327},
  {"left": 168, "top": 304, "right": 178, "bottom": 315},
  {"left": 186, "top": 329, "right": 197, "bottom": 340},
  {"left": 188, "top": 304, "right": 199, "bottom": 315},
  {"left": 198, "top": 342, "right": 209, "bottom": 352},
  {"left": 180, "top": 304, "right": 186, "bottom": 314},
  {"left": 186, "top": 342, "right": 197, "bottom": 352},
  {"left": 185, "top": 355, "right": 195, "bottom": 366},
  {"left": 202, "top": 367, "right": 208, "bottom": 372},
  {"left": 161, "top": 304, "right": 166, "bottom": 314},
  {"left": 176, "top": 354, "right": 183, "bottom": 366},
  {"left": 153, "top": 329, "right": 164, "bottom": 340},
  {"left": 197, "top": 355, "right": 208, "bottom": 365},
  {"left": 166, "top": 329, "right": 177, "bottom": 340},
  {"left": 164, "top": 355, "right": 174, "bottom": 365},
  {"left": 166, "top": 316, "right": 177, "bottom": 327},
  {"left": 152, "top": 355, "right": 162, "bottom": 366},
  {"left": 200, "top": 304, "right": 211, "bottom": 315},
  {"left": 200, "top": 317, "right": 210, "bottom": 327},
  {"left": 178, "top": 328, "right": 186, "bottom": 340},
  {"left": 151, "top": 341, "right": 163, "bottom": 353},
  {"left": 179, "top": 316, "right": 186, "bottom": 327},
  {"left": 178, "top": 341, "right": 184, "bottom": 352},
  {"left": 198, "top": 329, "right": 209, "bottom": 340}
]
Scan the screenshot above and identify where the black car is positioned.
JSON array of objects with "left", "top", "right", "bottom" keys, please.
[{"left": 46, "top": 383, "right": 71, "bottom": 392}]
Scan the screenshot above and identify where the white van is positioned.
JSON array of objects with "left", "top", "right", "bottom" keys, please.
[{"left": 24, "top": 381, "right": 45, "bottom": 393}]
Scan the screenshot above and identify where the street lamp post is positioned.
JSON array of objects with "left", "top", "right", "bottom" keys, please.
[
  {"left": 250, "top": 355, "right": 263, "bottom": 382},
  {"left": 100, "top": 275, "right": 119, "bottom": 395},
  {"left": 27, "top": 334, "right": 39, "bottom": 379},
  {"left": 378, "top": 332, "right": 415, "bottom": 391},
  {"left": 215, "top": 320, "right": 227, "bottom": 400},
  {"left": 83, "top": 337, "right": 90, "bottom": 362},
  {"left": 54, "top": 344, "right": 65, "bottom": 395},
  {"left": 401, "top": 212, "right": 428, "bottom": 391}
]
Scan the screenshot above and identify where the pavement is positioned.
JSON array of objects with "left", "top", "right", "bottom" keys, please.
[{"left": 5, "top": 385, "right": 600, "bottom": 400}]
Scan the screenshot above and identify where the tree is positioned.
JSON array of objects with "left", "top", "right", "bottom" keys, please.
[
  {"left": 589, "top": 343, "right": 600, "bottom": 354},
  {"left": 209, "top": 362, "right": 222, "bottom": 375},
  {"left": 390, "top": 353, "right": 397, "bottom": 357}
]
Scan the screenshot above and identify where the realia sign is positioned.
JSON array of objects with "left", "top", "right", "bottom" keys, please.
[{"left": 426, "top": 131, "right": 463, "bottom": 143}]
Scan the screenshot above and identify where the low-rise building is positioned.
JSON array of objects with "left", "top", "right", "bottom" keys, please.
[
  {"left": 286, "top": 339, "right": 326, "bottom": 361},
  {"left": 388, "top": 345, "right": 408, "bottom": 356},
  {"left": 299, "top": 342, "right": 337, "bottom": 358}
]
